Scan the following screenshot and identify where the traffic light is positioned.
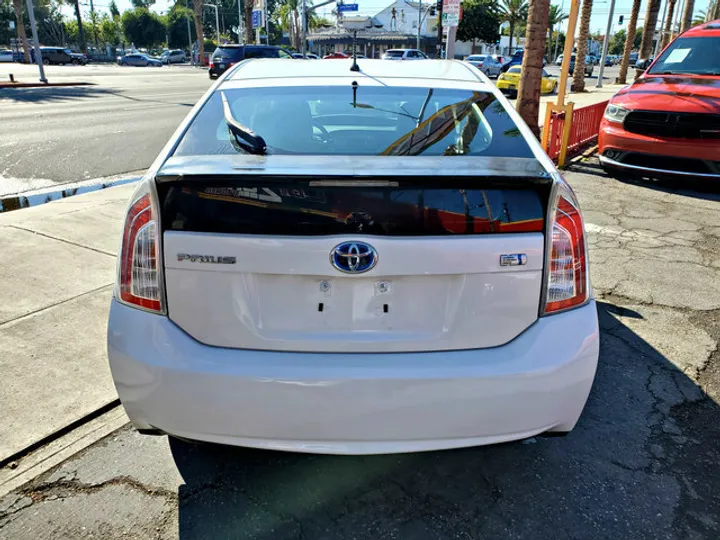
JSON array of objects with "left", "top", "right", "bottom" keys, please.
[{"left": 618, "top": 15, "right": 624, "bottom": 24}]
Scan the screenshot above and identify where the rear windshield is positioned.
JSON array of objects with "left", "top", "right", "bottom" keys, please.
[
  {"left": 508, "top": 67, "right": 521, "bottom": 73},
  {"left": 174, "top": 86, "right": 534, "bottom": 158},
  {"left": 648, "top": 36, "right": 720, "bottom": 75},
  {"left": 213, "top": 47, "right": 244, "bottom": 60},
  {"left": 384, "top": 51, "right": 404, "bottom": 58}
]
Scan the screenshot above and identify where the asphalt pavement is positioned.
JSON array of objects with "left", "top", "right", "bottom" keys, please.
[
  {"left": 0, "top": 162, "right": 718, "bottom": 539},
  {"left": 0, "top": 64, "right": 211, "bottom": 196}
]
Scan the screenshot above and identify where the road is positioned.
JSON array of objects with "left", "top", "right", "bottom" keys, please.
[
  {"left": 0, "top": 163, "right": 718, "bottom": 539},
  {"left": 0, "top": 64, "right": 211, "bottom": 196}
]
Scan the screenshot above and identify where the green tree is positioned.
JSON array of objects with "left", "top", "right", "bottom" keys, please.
[
  {"left": 99, "top": 13, "right": 121, "bottom": 45},
  {"left": 109, "top": 0, "right": 120, "bottom": 18},
  {"left": 457, "top": 0, "right": 501, "bottom": 53},
  {"left": 131, "top": 0, "right": 156, "bottom": 8},
  {"left": 167, "top": 4, "right": 196, "bottom": 48},
  {"left": 121, "top": 8, "right": 167, "bottom": 47},
  {"left": 498, "top": 0, "right": 528, "bottom": 53},
  {"left": 609, "top": 28, "right": 626, "bottom": 54}
]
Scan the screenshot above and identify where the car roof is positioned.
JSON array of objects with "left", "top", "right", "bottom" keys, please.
[
  {"left": 682, "top": 20, "right": 720, "bottom": 37},
  {"left": 225, "top": 59, "right": 482, "bottom": 83}
]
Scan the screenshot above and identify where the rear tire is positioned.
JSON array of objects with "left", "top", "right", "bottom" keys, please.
[{"left": 42, "top": 58, "right": 50, "bottom": 65}]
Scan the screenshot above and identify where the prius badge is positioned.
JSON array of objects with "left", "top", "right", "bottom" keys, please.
[{"left": 177, "top": 253, "right": 237, "bottom": 264}]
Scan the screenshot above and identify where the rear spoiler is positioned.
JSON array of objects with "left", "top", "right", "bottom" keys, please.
[{"left": 155, "top": 155, "right": 553, "bottom": 186}]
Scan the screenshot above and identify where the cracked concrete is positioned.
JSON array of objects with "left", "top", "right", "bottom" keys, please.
[{"left": 0, "top": 166, "right": 718, "bottom": 539}]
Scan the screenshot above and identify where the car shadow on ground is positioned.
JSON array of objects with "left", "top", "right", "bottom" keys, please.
[
  {"left": 0, "top": 85, "right": 113, "bottom": 104},
  {"left": 570, "top": 158, "right": 720, "bottom": 203},
  {"left": 169, "top": 301, "right": 720, "bottom": 539}
]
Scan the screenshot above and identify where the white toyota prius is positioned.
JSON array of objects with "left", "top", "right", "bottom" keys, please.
[{"left": 107, "top": 58, "right": 599, "bottom": 455}]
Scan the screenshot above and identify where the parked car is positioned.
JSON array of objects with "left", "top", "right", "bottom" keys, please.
[
  {"left": 568, "top": 54, "right": 594, "bottom": 77},
  {"left": 0, "top": 49, "right": 14, "bottom": 63},
  {"left": 160, "top": 49, "right": 187, "bottom": 64},
  {"left": 209, "top": 45, "right": 292, "bottom": 78},
  {"left": 292, "top": 52, "right": 320, "bottom": 59},
  {"left": 323, "top": 52, "right": 350, "bottom": 59},
  {"left": 497, "top": 66, "right": 558, "bottom": 97},
  {"left": 30, "top": 47, "right": 75, "bottom": 65},
  {"left": 107, "top": 58, "right": 599, "bottom": 456},
  {"left": 629, "top": 52, "right": 639, "bottom": 65},
  {"left": 118, "top": 53, "right": 162, "bottom": 67},
  {"left": 599, "top": 20, "right": 720, "bottom": 179},
  {"left": 464, "top": 54, "right": 502, "bottom": 77},
  {"left": 501, "top": 49, "right": 546, "bottom": 73},
  {"left": 634, "top": 56, "right": 654, "bottom": 70},
  {"left": 603, "top": 55, "right": 613, "bottom": 67},
  {"left": 381, "top": 49, "right": 428, "bottom": 60}
]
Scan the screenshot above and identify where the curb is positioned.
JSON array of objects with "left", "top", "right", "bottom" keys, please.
[{"left": 0, "top": 81, "right": 93, "bottom": 89}]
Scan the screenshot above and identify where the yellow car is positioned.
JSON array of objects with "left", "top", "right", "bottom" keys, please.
[{"left": 496, "top": 66, "right": 558, "bottom": 97}]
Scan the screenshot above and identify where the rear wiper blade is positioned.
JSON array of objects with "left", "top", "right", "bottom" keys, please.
[{"left": 220, "top": 92, "right": 267, "bottom": 155}]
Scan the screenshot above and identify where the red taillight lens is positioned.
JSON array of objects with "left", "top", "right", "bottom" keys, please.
[
  {"left": 209, "top": 62, "right": 215, "bottom": 69},
  {"left": 118, "top": 189, "right": 164, "bottom": 313},
  {"left": 543, "top": 186, "right": 588, "bottom": 314}
]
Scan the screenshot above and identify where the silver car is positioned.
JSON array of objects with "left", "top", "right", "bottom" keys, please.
[
  {"left": 382, "top": 49, "right": 427, "bottom": 60},
  {"left": 464, "top": 54, "right": 502, "bottom": 77},
  {"left": 118, "top": 53, "right": 162, "bottom": 67},
  {"left": 107, "top": 59, "right": 599, "bottom": 455}
]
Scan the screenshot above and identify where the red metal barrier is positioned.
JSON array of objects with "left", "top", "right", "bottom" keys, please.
[
  {"left": 544, "top": 100, "right": 608, "bottom": 163},
  {"left": 546, "top": 109, "right": 566, "bottom": 161},
  {"left": 566, "top": 100, "right": 608, "bottom": 156}
]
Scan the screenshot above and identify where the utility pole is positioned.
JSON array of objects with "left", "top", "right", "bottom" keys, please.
[
  {"left": 238, "top": 0, "right": 243, "bottom": 43},
  {"left": 302, "top": 0, "right": 307, "bottom": 55},
  {"left": 25, "top": 0, "right": 47, "bottom": 83},
  {"left": 186, "top": 0, "right": 193, "bottom": 51},
  {"left": 205, "top": 3, "right": 220, "bottom": 44},
  {"left": 436, "top": 0, "right": 443, "bottom": 58},
  {"left": 596, "top": 0, "right": 616, "bottom": 87},
  {"left": 265, "top": 0, "right": 269, "bottom": 44},
  {"left": 417, "top": 0, "right": 422, "bottom": 49}
]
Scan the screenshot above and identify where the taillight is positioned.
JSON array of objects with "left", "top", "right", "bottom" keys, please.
[
  {"left": 542, "top": 182, "right": 588, "bottom": 314},
  {"left": 209, "top": 62, "right": 215, "bottom": 69},
  {"left": 117, "top": 184, "right": 164, "bottom": 313}
]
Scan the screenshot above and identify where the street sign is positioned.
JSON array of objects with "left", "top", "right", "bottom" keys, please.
[
  {"left": 337, "top": 3, "right": 359, "bottom": 12},
  {"left": 252, "top": 9, "right": 263, "bottom": 28},
  {"left": 442, "top": 12, "right": 459, "bottom": 26}
]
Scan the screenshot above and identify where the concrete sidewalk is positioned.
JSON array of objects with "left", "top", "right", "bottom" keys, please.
[{"left": 0, "top": 183, "right": 135, "bottom": 463}]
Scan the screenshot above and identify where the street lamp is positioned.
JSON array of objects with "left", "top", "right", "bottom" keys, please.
[{"left": 204, "top": 3, "right": 220, "bottom": 45}]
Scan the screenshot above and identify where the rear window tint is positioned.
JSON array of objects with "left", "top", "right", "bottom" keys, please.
[
  {"left": 213, "top": 47, "right": 244, "bottom": 60},
  {"left": 174, "top": 86, "right": 534, "bottom": 158},
  {"left": 245, "top": 47, "right": 280, "bottom": 59},
  {"left": 385, "top": 51, "right": 404, "bottom": 58}
]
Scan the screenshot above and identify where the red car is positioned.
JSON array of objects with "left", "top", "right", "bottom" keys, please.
[
  {"left": 323, "top": 52, "right": 350, "bottom": 59},
  {"left": 599, "top": 20, "right": 720, "bottom": 180}
]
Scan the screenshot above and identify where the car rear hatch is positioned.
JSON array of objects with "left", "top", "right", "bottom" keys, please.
[{"left": 156, "top": 155, "right": 552, "bottom": 353}]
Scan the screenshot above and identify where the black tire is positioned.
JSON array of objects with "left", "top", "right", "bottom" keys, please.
[
  {"left": 42, "top": 58, "right": 50, "bottom": 65},
  {"left": 120, "top": 61, "right": 127, "bottom": 66},
  {"left": 72, "top": 59, "right": 79, "bottom": 65}
]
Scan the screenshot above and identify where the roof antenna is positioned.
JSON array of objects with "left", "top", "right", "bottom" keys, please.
[{"left": 350, "top": 30, "right": 360, "bottom": 72}]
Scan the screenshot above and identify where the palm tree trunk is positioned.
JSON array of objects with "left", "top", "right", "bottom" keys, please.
[
  {"left": 193, "top": 0, "right": 206, "bottom": 65},
  {"left": 73, "top": 0, "right": 87, "bottom": 53},
  {"left": 679, "top": 0, "right": 694, "bottom": 31},
  {"left": 517, "top": 0, "right": 550, "bottom": 137},
  {"left": 293, "top": 8, "right": 300, "bottom": 49},
  {"left": 244, "top": 0, "right": 254, "bottom": 43},
  {"left": 11, "top": 0, "right": 30, "bottom": 63},
  {"left": 638, "top": 0, "right": 661, "bottom": 72},
  {"left": 509, "top": 22, "right": 515, "bottom": 53},
  {"left": 571, "top": 0, "right": 593, "bottom": 92},
  {"left": 617, "top": 0, "right": 641, "bottom": 84},
  {"left": 660, "top": 0, "right": 677, "bottom": 49}
]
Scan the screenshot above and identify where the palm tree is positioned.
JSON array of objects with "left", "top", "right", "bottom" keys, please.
[
  {"left": 638, "top": 0, "right": 661, "bottom": 74},
  {"left": 193, "top": 0, "right": 206, "bottom": 65},
  {"left": 277, "top": 0, "right": 305, "bottom": 50},
  {"left": 571, "top": 0, "right": 593, "bottom": 92},
  {"left": 617, "top": 0, "right": 642, "bottom": 84},
  {"left": 548, "top": 4, "right": 568, "bottom": 62},
  {"left": 11, "top": 0, "right": 30, "bottom": 63},
  {"left": 244, "top": 0, "right": 254, "bottom": 43},
  {"left": 680, "top": 0, "right": 694, "bottom": 31},
  {"left": 517, "top": 0, "right": 551, "bottom": 137},
  {"left": 660, "top": 0, "right": 677, "bottom": 49},
  {"left": 499, "top": 0, "right": 529, "bottom": 54}
]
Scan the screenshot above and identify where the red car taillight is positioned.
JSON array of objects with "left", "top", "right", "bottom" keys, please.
[
  {"left": 542, "top": 182, "right": 589, "bottom": 314},
  {"left": 117, "top": 185, "right": 164, "bottom": 313},
  {"left": 209, "top": 62, "right": 215, "bottom": 69}
]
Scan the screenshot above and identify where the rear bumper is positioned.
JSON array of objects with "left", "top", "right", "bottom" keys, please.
[{"left": 107, "top": 299, "right": 600, "bottom": 455}]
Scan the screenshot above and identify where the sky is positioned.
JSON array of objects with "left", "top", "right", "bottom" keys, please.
[{"left": 64, "top": 0, "right": 711, "bottom": 37}]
